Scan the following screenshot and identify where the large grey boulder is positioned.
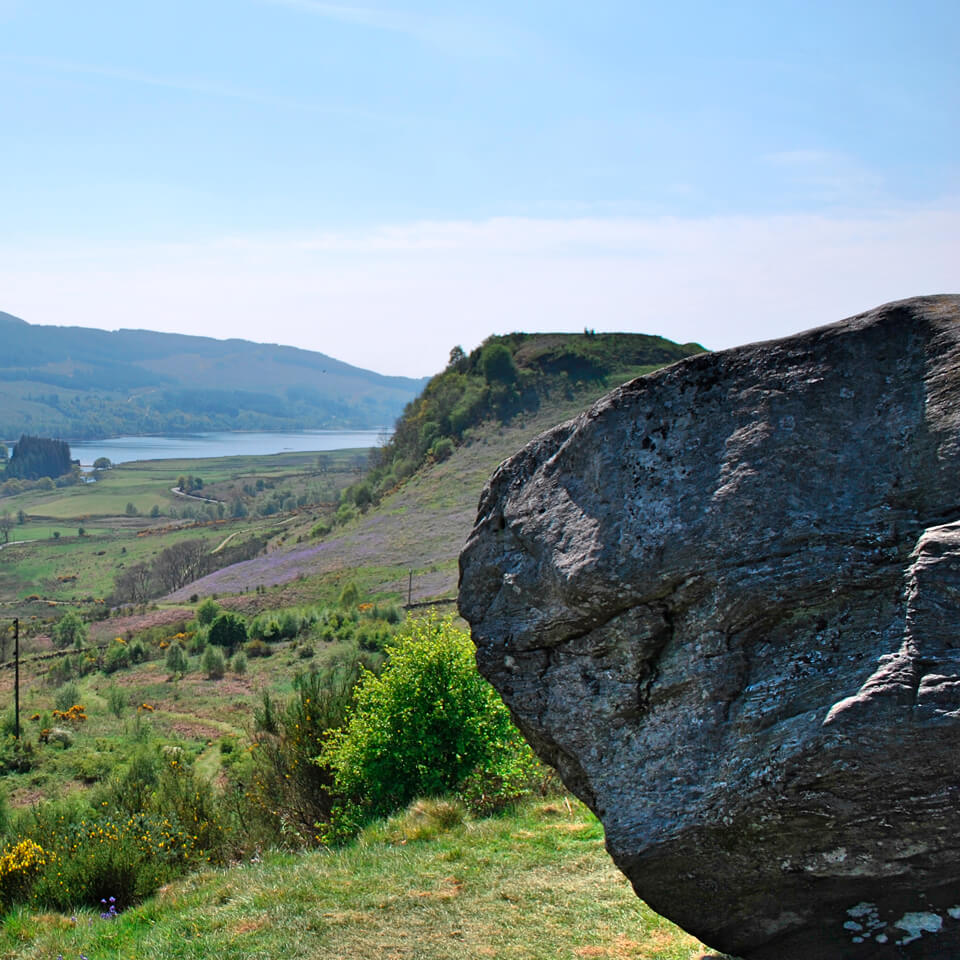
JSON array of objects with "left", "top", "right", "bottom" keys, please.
[{"left": 459, "top": 296, "right": 960, "bottom": 959}]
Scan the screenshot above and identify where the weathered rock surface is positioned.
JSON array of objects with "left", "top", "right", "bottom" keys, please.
[{"left": 459, "top": 296, "right": 960, "bottom": 959}]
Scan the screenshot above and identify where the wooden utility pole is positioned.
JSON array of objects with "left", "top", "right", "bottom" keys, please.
[
  {"left": 408, "top": 570, "right": 413, "bottom": 608},
  {"left": 13, "top": 618, "right": 19, "bottom": 739}
]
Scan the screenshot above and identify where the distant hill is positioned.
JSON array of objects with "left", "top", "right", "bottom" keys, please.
[{"left": 0, "top": 312, "right": 428, "bottom": 439}]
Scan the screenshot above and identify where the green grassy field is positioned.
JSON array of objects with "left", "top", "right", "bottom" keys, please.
[
  {"left": 0, "top": 798, "right": 725, "bottom": 960},
  {"left": 0, "top": 449, "right": 368, "bottom": 607}
]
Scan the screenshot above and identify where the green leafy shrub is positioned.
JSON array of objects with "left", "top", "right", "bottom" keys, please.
[
  {"left": 0, "top": 735, "right": 34, "bottom": 774},
  {"left": 128, "top": 638, "right": 148, "bottom": 664},
  {"left": 103, "top": 641, "right": 131, "bottom": 674},
  {"left": 275, "top": 610, "right": 299, "bottom": 639},
  {"left": 51, "top": 610, "right": 87, "bottom": 650},
  {"left": 334, "top": 502, "right": 358, "bottom": 526},
  {"left": 208, "top": 612, "right": 247, "bottom": 652},
  {"left": 46, "top": 656, "right": 74, "bottom": 686},
  {"left": 0, "top": 788, "right": 10, "bottom": 838},
  {"left": 100, "top": 747, "right": 160, "bottom": 815},
  {"left": 322, "top": 614, "right": 536, "bottom": 831},
  {"left": 153, "top": 760, "right": 224, "bottom": 857},
  {"left": 26, "top": 808, "right": 204, "bottom": 909},
  {"left": 77, "top": 655, "right": 99, "bottom": 678},
  {"left": 54, "top": 681, "right": 81, "bottom": 712},
  {"left": 201, "top": 646, "right": 226, "bottom": 680},
  {"left": 231, "top": 650, "right": 248, "bottom": 674},
  {"left": 363, "top": 602, "right": 402, "bottom": 625},
  {"left": 247, "top": 661, "right": 363, "bottom": 846},
  {"left": 429, "top": 436, "right": 455, "bottom": 461},
  {"left": 71, "top": 749, "right": 113, "bottom": 784},
  {"left": 252, "top": 616, "right": 281, "bottom": 641},
  {"left": 187, "top": 629, "right": 208, "bottom": 654},
  {"left": 105, "top": 685, "right": 127, "bottom": 718},
  {"left": 195, "top": 597, "right": 221, "bottom": 626},
  {"left": 165, "top": 641, "right": 188, "bottom": 677},
  {"left": 338, "top": 581, "right": 360, "bottom": 608},
  {"left": 355, "top": 624, "right": 387, "bottom": 653}
]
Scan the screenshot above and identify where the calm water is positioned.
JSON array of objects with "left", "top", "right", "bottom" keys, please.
[{"left": 62, "top": 430, "right": 385, "bottom": 468}]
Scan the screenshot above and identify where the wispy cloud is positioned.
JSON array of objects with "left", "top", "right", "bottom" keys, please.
[
  {"left": 262, "top": 0, "right": 513, "bottom": 57},
  {"left": 765, "top": 149, "right": 886, "bottom": 204},
  {"left": 0, "top": 53, "right": 381, "bottom": 118},
  {"left": 2, "top": 208, "right": 957, "bottom": 376}
]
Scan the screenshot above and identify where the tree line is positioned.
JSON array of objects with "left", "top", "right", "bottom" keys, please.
[{"left": 112, "top": 535, "right": 266, "bottom": 604}]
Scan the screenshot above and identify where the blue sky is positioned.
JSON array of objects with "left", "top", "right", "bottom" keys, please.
[{"left": 1, "top": 0, "right": 957, "bottom": 375}]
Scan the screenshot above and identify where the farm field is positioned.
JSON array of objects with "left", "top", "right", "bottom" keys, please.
[{"left": 0, "top": 447, "right": 371, "bottom": 615}]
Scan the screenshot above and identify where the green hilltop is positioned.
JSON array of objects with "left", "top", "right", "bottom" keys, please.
[
  {"left": 0, "top": 311, "right": 428, "bottom": 439},
  {"left": 364, "top": 329, "right": 704, "bottom": 500}
]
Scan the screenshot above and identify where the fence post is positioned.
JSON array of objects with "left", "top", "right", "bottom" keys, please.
[{"left": 13, "top": 617, "right": 20, "bottom": 739}]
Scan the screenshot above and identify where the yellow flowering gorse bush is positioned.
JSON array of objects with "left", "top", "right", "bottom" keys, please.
[{"left": 0, "top": 839, "right": 54, "bottom": 904}]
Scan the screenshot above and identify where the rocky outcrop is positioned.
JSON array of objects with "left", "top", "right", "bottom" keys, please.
[{"left": 459, "top": 296, "right": 960, "bottom": 959}]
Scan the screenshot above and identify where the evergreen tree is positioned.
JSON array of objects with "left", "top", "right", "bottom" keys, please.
[{"left": 5, "top": 435, "right": 72, "bottom": 480}]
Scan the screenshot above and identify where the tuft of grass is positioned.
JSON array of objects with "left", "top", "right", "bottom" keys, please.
[
  {"left": 382, "top": 798, "right": 468, "bottom": 843},
  {"left": 0, "top": 797, "right": 730, "bottom": 960}
]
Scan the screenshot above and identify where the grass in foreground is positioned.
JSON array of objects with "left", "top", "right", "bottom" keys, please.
[{"left": 0, "top": 798, "right": 725, "bottom": 960}]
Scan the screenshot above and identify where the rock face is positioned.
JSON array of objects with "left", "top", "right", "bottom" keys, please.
[{"left": 459, "top": 296, "right": 960, "bottom": 959}]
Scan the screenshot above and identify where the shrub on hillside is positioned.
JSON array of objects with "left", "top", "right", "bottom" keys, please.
[
  {"left": 54, "top": 681, "right": 81, "bottom": 712},
  {"left": 0, "top": 788, "right": 10, "bottom": 839},
  {"left": 100, "top": 747, "right": 160, "bottom": 815},
  {"left": 195, "top": 597, "right": 220, "bottom": 626},
  {"left": 51, "top": 610, "right": 87, "bottom": 650},
  {"left": 25, "top": 807, "right": 205, "bottom": 909},
  {"left": 201, "top": 646, "right": 226, "bottom": 680},
  {"left": 429, "top": 436, "right": 455, "bottom": 461},
  {"left": 128, "top": 638, "right": 148, "bottom": 664},
  {"left": 321, "top": 614, "right": 538, "bottom": 832},
  {"left": 480, "top": 342, "right": 518, "bottom": 385},
  {"left": 0, "top": 736, "right": 34, "bottom": 775},
  {"left": 0, "top": 839, "right": 51, "bottom": 906},
  {"left": 246, "top": 661, "right": 364, "bottom": 847},
  {"left": 338, "top": 581, "right": 360, "bottom": 608},
  {"left": 165, "top": 641, "right": 188, "bottom": 677},
  {"left": 103, "top": 641, "right": 131, "bottom": 674},
  {"left": 245, "top": 637, "right": 272, "bottom": 658},
  {"left": 309, "top": 519, "right": 331, "bottom": 538},
  {"left": 106, "top": 685, "right": 127, "bottom": 718},
  {"left": 208, "top": 612, "right": 247, "bottom": 652}
]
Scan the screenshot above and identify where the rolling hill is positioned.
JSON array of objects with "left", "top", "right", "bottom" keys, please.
[{"left": 0, "top": 311, "right": 427, "bottom": 439}]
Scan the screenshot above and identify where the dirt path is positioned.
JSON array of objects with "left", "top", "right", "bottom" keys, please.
[
  {"left": 170, "top": 487, "right": 222, "bottom": 505},
  {"left": 211, "top": 530, "right": 241, "bottom": 554}
]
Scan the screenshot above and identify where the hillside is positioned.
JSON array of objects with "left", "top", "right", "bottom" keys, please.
[
  {"left": 168, "top": 330, "right": 705, "bottom": 607},
  {"left": 0, "top": 311, "right": 427, "bottom": 438}
]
